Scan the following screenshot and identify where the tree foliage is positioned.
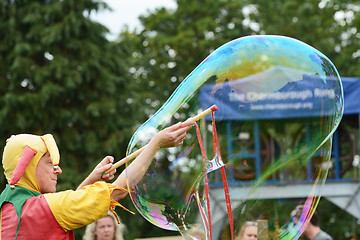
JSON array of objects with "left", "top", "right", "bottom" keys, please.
[
  {"left": 120, "top": 0, "right": 360, "bottom": 124},
  {"left": 246, "top": 0, "right": 360, "bottom": 77},
  {"left": 0, "top": 0, "right": 139, "bottom": 238},
  {"left": 123, "top": 0, "right": 257, "bottom": 119}
]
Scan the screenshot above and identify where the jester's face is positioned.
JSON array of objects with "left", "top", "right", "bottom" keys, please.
[
  {"left": 35, "top": 152, "right": 62, "bottom": 193},
  {"left": 2, "top": 134, "right": 60, "bottom": 193}
]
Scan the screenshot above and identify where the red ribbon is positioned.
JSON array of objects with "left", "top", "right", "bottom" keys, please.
[{"left": 193, "top": 111, "right": 234, "bottom": 240}]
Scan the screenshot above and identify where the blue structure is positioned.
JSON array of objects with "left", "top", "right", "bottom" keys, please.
[
  {"left": 200, "top": 77, "right": 360, "bottom": 182},
  {"left": 200, "top": 77, "right": 360, "bottom": 239}
]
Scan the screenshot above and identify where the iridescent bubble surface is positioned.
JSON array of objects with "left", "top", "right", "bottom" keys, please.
[{"left": 126, "top": 35, "right": 343, "bottom": 240}]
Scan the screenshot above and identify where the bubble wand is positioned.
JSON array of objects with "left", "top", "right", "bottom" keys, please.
[{"left": 104, "top": 105, "right": 218, "bottom": 174}]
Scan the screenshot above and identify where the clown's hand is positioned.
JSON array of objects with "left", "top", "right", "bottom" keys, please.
[
  {"left": 98, "top": 156, "right": 117, "bottom": 181},
  {"left": 150, "top": 121, "right": 193, "bottom": 150},
  {"left": 77, "top": 156, "right": 116, "bottom": 190}
]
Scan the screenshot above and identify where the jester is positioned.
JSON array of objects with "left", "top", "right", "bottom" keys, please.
[{"left": 0, "top": 122, "right": 191, "bottom": 239}]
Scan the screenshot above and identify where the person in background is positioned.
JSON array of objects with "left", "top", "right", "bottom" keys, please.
[
  {"left": 292, "top": 205, "right": 333, "bottom": 240},
  {"left": 235, "top": 221, "right": 257, "bottom": 240},
  {"left": 83, "top": 212, "right": 125, "bottom": 240}
]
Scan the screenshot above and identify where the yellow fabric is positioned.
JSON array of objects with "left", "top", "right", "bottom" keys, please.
[
  {"left": 44, "top": 182, "right": 130, "bottom": 232},
  {"left": 2, "top": 134, "right": 60, "bottom": 193},
  {"left": 40, "top": 134, "right": 60, "bottom": 166}
]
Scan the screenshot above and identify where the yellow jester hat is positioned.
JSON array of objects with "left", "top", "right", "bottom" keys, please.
[{"left": 2, "top": 134, "right": 60, "bottom": 193}]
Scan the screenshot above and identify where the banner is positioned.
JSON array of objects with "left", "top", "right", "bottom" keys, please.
[{"left": 200, "top": 75, "right": 359, "bottom": 121}]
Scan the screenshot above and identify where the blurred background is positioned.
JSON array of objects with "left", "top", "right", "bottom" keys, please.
[{"left": 1, "top": 0, "right": 360, "bottom": 239}]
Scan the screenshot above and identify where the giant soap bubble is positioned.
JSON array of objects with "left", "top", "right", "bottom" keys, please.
[{"left": 125, "top": 35, "right": 343, "bottom": 240}]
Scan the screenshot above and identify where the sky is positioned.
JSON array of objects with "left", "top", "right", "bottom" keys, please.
[{"left": 90, "top": 0, "right": 177, "bottom": 40}]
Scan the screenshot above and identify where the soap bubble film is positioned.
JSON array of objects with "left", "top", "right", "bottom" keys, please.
[{"left": 126, "top": 35, "right": 343, "bottom": 239}]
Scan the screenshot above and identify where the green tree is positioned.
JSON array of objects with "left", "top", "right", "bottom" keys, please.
[
  {"left": 119, "top": 0, "right": 255, "bottom": 120},
  {"left": 120, "top": 0, "right": 360, "bottom": 123},
  {"left": 246, "top": 0, "right": 360, "bottom": 77},
  {"left": 0, "top": 0, "right": 139, "bottom": 238}
]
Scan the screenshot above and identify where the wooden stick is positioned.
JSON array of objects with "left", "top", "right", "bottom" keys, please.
[
  {"left": 104, "top": 146, "right": 145, "bottom": 174},
  {"left": 104, "top": 105, "right": 218, "bottom": 174},
  {"left": 190, "top": 105, "right": 218, "bottom": 122}
]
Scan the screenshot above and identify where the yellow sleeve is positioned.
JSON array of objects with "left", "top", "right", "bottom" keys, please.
[{"left": 44, "top": 182, "right": 128, "bottom": 231}]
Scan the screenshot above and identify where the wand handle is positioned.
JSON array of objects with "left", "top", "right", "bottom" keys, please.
[
  {"left": 105, "top": 146, "right": 145, "bottom": 174},
  {"left": 190, "top": 105, "right": 218, "bottom": 122}
]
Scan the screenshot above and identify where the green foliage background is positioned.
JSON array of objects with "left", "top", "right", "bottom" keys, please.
[{"left": 1, "top": 0, "right": 359, "bottom": 239}]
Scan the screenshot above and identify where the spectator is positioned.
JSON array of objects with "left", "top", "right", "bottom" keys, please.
[
  {"left": 235, "top": 221, "right": 257, "bottom": 240},
  {"left": 292, "top": 205, "right": 333, "bottom": 240},
  {"left": 83, "top": 212, "right": 125, "bottom": 240}
]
